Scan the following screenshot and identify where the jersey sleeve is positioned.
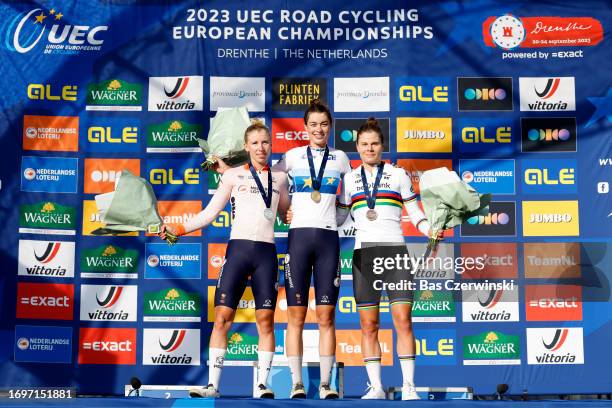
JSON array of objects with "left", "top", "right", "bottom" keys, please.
[
  {"left": 398, "top": 169, "right": 430, "bottom": 236},
  {"left": 398, "top": 168, "right": 418, "bottom": 203},
  {"left": 336, "top": 172, "right": 352, "bottom": 226},
  {"left": 277, "top": 173, "right": 291, "bottom": 215},
  {"left": 271, "top": 151, "right": 290, "bottom": 173},
  {"left": 339, "top": 150, "right": 352, "bottom": 176},
  {"left": 182, "top": 171, "right": 234, "bottom": 233}
]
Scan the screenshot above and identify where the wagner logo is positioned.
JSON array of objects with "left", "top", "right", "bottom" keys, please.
[
  {"left": 522, "top": 159, "right": 577, "bottom": 194},
  {"left": 143, "top": 329, "right": 200, "bottom": 366},
  {"left": 520, "top": 77, "right": 575, "bottom": 111},
  {"left": 18, "top": 239, "right": 75, "bottom": 278},
  {"left": 334, "top": 77, "right": 389, "bottom": 112},
  {"left": 210, "top": 76, "right": 265, "bottom": 111},
  {"left": 524, "top": 243, "right": 580, "bottom": 279},
  {"left": 86, "top": 79, "right": 142, "bottom": 111},
  {"left": 80, "top": 244, "right": 138, "bottom": 279},
  {"left": 78, "top": 328, "right": 136, "bottom": 365},
  {"left": 462, "top": 287, "right": 519, "bottom": 322},
  {"left": 271, "top": 118, "right": 309, "bottom": 153},
  {"left": 461, "top": 202, "right": 516, "bottom": 237},
  {"left": 19, "top": 201, "right": 76, "bottom": 235},
  {"left": 522, "top": 201, "right": 579, "bottom": 236},
  {"left": 147, "top": 120, "right": 202, "bottom": 153},
  {"left": 273, "top": 78, "right": 327, "bottom": 111},
  {"left": 460, "top": 243, "right": 517, "bottom": 279},
  {"left": 23, "top": 115, "right": 78, "bottom": 152},
  {"left": 148, "top": 76, "right": 203, "bottom": 111},
  {"left": 17, "top": 283, "right": 74, "bottom": 320},
  {"left": 525, "top": 285, "right": 582, "bottom": 321},
  {"left": 458, "top": 77, "right": 513, "bottom": 111},
  {"left": 83, "top": 158, "right": 140, "bottom": 194},
  {"left": 5, "top": 7, "right": 107, "bottom": 54},
  {"left": 527, "top": 328, "right": 584, "bottom": 365},
  {"left": 27, "top": 83, "right": 77, "bottom": 101},
  {"left": 412, "top": 290, "right": 456, "bottom": 322},
  {"left": 21, "top": 156, "right": 77, "bottom": 193},
  {"left": 80, "top": 285, "right": 137, "bottom": 321},
  {"left": 334, "top": 118, "right": 390, "bottom": 153},
  {"left": 483, "top": 15, "right": 603, "bottom": 50},
  {"left": 144, "top": 288, "right": 201, "bottom": 322},
  {"left": 463, "top": 331, "right": 520, "bottom": 365},
  {"left": 396, "top": 117, "right": 452, "bottom": 153},
  {"left": 521, "top": 117, "right": 576, "bottom": 152},
  {"left": 396, "top": 77, "right": 451, "bottom": 111},
  {"left": 147, "top": 158, "right": 201, "bottom": 196}
]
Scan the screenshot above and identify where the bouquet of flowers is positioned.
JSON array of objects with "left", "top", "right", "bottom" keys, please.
[
  {"left": 419, "top": 167, "right": 491, "bottom": 257},
  {"left": 93, "top": 170, "right": 178, "bottom": 244},
  {"left": 199, "top": 107, "right": 251, "bottom": 170}
]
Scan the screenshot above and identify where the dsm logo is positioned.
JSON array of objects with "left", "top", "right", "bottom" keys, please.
[
  {"left": 147, "top": 158, "right": 202, "bottom": 197},
  {"left": 396, "top": 77, "right": 451, "bottom": 111}
]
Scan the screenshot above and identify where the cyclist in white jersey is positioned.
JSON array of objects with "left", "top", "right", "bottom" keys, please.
[
  {"left": 160, "top": 123, "right": 289, "bottom": 399},
  {"left": 272, "top": 99, "right": 351, "bottom": 399},
  {"left": 336, "top": 118, "right": 442, "bottom": 401}
]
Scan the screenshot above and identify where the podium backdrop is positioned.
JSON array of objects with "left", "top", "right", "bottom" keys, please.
[{"left": 0, "top": 0, "right": 611, "bottom": 396}]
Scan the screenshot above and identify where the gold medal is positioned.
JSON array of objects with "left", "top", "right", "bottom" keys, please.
[{"left": 311, "top": 190, "right": 321, "bottom": 203}]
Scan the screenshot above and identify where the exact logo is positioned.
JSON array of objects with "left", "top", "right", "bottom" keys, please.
[
  {"left": 519, "top": 77, "right": 575, "bottom": 111},
  {"left": 5, "top": 7, "right": 108, "bottom": 54},
  {"left": 148, "top": 76, "right": 203, "bottom": 111},
  {"left": 78, "top": 328, "right": 136, "bottom": 365},
  {"left": 396, "top": 117, "right": 452, "bottom": 153},
  {"left": 457, "top": 77, "right": 513, "bottom": 111},
  {"left": 525, "top": 285, "right": 582, "bottom": 321},
  {"left": 27, "top": 84, "right": 77, "bottom": 101},
  {"left": 23, "top": 115, "right": 79, "bottom": 152},
  {"left": 396, "top": 77, "right": 451, "bottom": 111},
  {"left": 17, "top": 282, "right": 74, "bottom": 320},
  {"left": 460, "top": 243, "right": 518, "bottom": 279},
  {"left": 271, "top": 118, "right": 309, "bottom": 153}
]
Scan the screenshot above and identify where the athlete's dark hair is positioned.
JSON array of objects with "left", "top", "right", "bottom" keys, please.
[
  {"left": 303, "top": 98, "right": 333, "bottom": 125},
  {"left": 356, "top": 117, "right": 384, "bottom": 144},
  {"left": 244, "top": 121, "right": 271, "bottom": 143}
]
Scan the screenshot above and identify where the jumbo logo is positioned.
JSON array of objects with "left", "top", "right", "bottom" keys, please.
[
  {"left": 522, "top": 201, "right": 579, "bottom": 236},
  {"left": 396, "top": 117, "right": 452, "bottom": 153},
  {"left": 5, "top": 7, "right": 108, "bottom": 54},
  {"left": 27, "top": 83, "right": 77, "bottom": 101}
]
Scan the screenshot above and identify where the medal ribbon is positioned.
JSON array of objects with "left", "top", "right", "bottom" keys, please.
[
  {"left": 249, "top": 164, "right": 272, "bottom": 209},
  {"left": 361, "top": 162, "right": 385, "bottom": 210},
  {"left": 306, "top": 146, "right": 329, "bottom": 191}
]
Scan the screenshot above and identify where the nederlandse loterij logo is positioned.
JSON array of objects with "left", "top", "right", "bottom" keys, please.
[
  {"left": 5, "top": 6, "right": 108, "bottom": 54},
  {"left": 86, "top": 79, "right": 142, "bottom": 111}
]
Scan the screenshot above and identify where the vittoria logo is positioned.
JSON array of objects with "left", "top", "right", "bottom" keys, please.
[
  {"left": 80, "top": 285, "right": 138, "bottom": 321},
  {"left": 148, "top": 76, "right": 203, "bottom": 111},
  {"left": 18, "top": 239, "right": 75, "bottom": 277},
  {"left": 142, "top": 329, "right": 200, "bottom": 365},
  {"left": 462, "top": 287, "right": 519, "bottom": 322},
  {"left": 527, "top": 327, "right": 584, "bottom": 365},
  {"left": 519, "top": 77, "right": 575, "bottom": 111}
]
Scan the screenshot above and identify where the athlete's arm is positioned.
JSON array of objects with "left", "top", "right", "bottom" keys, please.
[
  {"left": 180, "top": 171, "right": 234, "bottom": 234},
  {"left": 399, "top": 169, "right": 431, "bottom": 236},
  {"left": 277, "top": 175, "right": 291, "bottom": 221},
  {"left": 271, "top": 152, "right": 289, "bottom": 173},
  {"left": 336, "top": 173, "right": 351, "bottom": 226}
]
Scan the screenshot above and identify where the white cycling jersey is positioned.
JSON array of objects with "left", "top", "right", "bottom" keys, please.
[
  {"left": 273, "top": 145, "right": 351, "bottom": 230},
  {"left": 338, "top": 162, "right": 431, "bottom": 249}
]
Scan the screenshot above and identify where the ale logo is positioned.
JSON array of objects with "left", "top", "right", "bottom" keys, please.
[
  {"left": 414, "top": 329, "right": 457, "bottom": 366},
  {"left": 396, "top": 77, "right": 451, "bottom": 111},
  {"left": 143, "top": 288, "right": 201, "bottom": 322},
  {"left": 27, "top": 83, "right": 77, "bottom": 101},
  {"left": 19, "top": 201, "right": 76, "bottom": 235},
  {"left": 86, "top": 79, "right": 142, "bottom": 111},
  {"left": 5, "top": 7, "right": 107, "bottom": 54},
  {"left": 147, "top": 158, "right": 201, "bottom": 196},
  {"left": 146, "top": 120, "right": 202, "bottom": 153},
  {"left": 143, "top": 328, "right": 200, "bottom": 366},
  {"left": 80, "top": 245, "right": 138, "bottom": 279},
  {"left": 463, "top": 331, "right": 521, "bottom": 365},
  {"left": 527, "top": 327, "right": 584, "bottom": 365},
  {"left": 226, "top": 332, "right": 259, "bottom": 360}
]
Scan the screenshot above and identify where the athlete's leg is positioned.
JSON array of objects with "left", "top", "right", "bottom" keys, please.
[
  {"left": 391, "top": 302, "right": 416, "bottom": 384},
  {"left": 358, "top": 307, "right": 383, "bottom": 389}
]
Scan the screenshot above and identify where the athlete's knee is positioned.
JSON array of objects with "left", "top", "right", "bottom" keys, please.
[
  {"left": 360, "top": 319, "right": 380, "bottom": 338},
  {"left": 393, "top": 314, "right": 413, "bottom": 334},
  {"left": 288, "top": 308, "right": 307, "bottom": 328},
  {"left": 316, "top": 310, "right": 335, "bottom": 330},
  {"left": 256, "top": 317, "right": 274, "bottom": 336},
  {"left": 213, "top": 313, "right": 233, "bottom": 333}
]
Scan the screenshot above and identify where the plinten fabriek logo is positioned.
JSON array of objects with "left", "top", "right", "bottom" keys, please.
[
  {"left": 14, "top": 325, "right": 72, "bottom": 363},
  {"left": 272, "top": 78, "right": 327, "bottom": 111},
  {"left": 396, "top": 77, "right": 451, "bottom": 111},
  {"left": 146, "top": 120, "right": 202, "bottom": 153},
  {"left": 527, "top": 327, "right": 584, "bottom": 365},
  {"left": 460, "top": 160, "right": 515, "bottom": 195},
  {"left": 19, "top": 201, "right": 76, "bottom": 235},
  {"left": 145, "top": 243, "right": 201, "bottom": 279},
  {"left": 148, "top": 76, "right": 203, "bottom": 111},
  {"left": 463, "top": 331, "right": 521, "bottom": 365},
  {"left": 5, "top": 7, "right": 108, "bottom": 54},
  {"left": 519, "top": 77, "right": 575, "bottom": 111},
  {"left": 522, "top": 159, "right": 577, "bottom": 194},
  {"left": 458, "top": 77, "right": 513, "bottom": 111},
  {"left": 80, "top": 285, "right": 138, "bottom": 321},
  {"left": 80, "top": 245, "right": 138, "bottom": 279},
  {"left": 143, "top": 288, "right": 201, "bottom": 322},
  {"left": 86, "top": 79, "right": 142, "bottom": 111},
  {"left": 142, "top": 329, "right": 200, "bottom": 366},
  {"left": 21, "top": 156, "right": 77, "bottom": 193},
  {"left": 18, "top": 239, "right": 75, "bottom": 278},
  {"left": 412, "top": 291, "right": 456, "bottom": 322}
]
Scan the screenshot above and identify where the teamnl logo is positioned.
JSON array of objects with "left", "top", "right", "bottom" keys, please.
[{"left": 5, "top": 6, "right": 108, "bottom": 54}]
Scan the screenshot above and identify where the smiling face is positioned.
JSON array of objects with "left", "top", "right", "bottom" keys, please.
[
  {"left": 244, "top": 128, "right": 271, "bottom": 167},
  {"left": 356, "top": 130, "right": 383, "bottom": 166},
  {"left": 305, "top": 111, "right": 331, "bottom": 148}
]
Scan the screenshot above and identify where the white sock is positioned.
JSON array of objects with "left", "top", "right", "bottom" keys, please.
[
  {"left": 364, "top": 357, "right": 382, "bottom": 388},
  {"left": 399, "top": 354, "right": 416, "bottom": 385},
  {"left": 257, "top": 351, "right": 274, "bottom": 386},
  {"left": 208, "top": 347, "right": 226, "bottom": 389},
  {"left": 320, "top": 355, "right": 335, "bottom": 385},
  {"left": 288, "top": 355, "right": 303, "bottom": 384}
]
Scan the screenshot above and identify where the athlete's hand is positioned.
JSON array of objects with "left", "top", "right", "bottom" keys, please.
[
  {"left": 211, "top": 156, "right": 230, "bottom": 174},
  {"left": 428, "top": 228, "right": 444, "bottom": 240},
  {"left": 284, "top": 206, "right": 293, "bottom": 224},
  {"left": 159, "top": 224, "right": 176, "bottom": 241}
]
